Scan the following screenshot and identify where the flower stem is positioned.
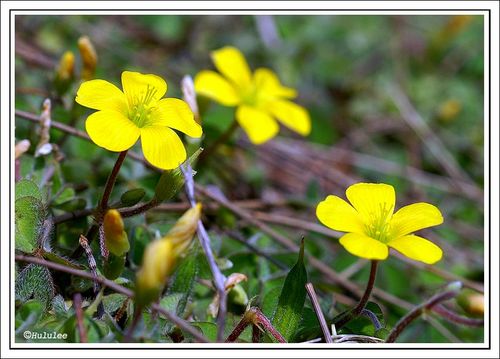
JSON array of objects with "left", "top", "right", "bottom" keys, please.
[
  {"left": 431, "top": 304, "right": 483, "bottom": 327},
  {"left": 99, "top": 150, "right": 128, "bottom": 211},
  {"left": 385, "top": 282, "right": 462, "bottom": 343},
  {"left": 334, "top": 260, "right": 378, "bottom": 329}
]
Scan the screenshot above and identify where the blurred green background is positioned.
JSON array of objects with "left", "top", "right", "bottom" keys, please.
[{"left": 15, "top": 15, "right": 485, "bottom": 343}]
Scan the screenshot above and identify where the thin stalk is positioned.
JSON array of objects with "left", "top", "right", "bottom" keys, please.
[
  {"left": 386, "top": 282, "right": 462, "bottom": 343},
  {"left": 305, "top": 282, "right": 333, "bottom": 343},
  {"left": 73, "top": 293, "right": 88, "bottom": 343},
  {"left": 334, "top": 260, "right": 378, "bottom": 328},
  {"left": 431, "top": 304, "right": 484, "bottom": 327},
  {"left": 99, "top": 150, "right": 128, "bottom": 211}
]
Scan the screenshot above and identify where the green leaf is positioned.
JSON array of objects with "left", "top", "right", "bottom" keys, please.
[
  {"left": 120, "top": 188, "right": 146, "bottom": 207},
  {"left": 169, "top": 245, "right": 200, "bottom": 317},
  {"left": 154, "top": 148, "right": 202, "bottom": 202},
  {"left": 15, "top": 196, "right": 45, "bottom": 253},
  {"left": 15, "top": 264, "right": 55, "bottom": 310},
  {"left": 42, "top": 251, "right": 84, "bottom": 270},
  {"left": 52, "top": 197, "right": 86, "bottom": 211},
  {"left": 103, "top": 293, "right": 128, "bottom": 314},
  {"left": 16, "top": 179, "right": 42, "bottom": 201},
  {"left": 53, "top": 187, "right": 75, "bottom": 205},
  {"left": 192, "top": 322, "right": 217, "bottom": 342},
  {"left": 159, "top": 293, "right": 184, "bottom": 314},
  {"left": 271, "top": 239, "right": 308, "bottom": 342}
]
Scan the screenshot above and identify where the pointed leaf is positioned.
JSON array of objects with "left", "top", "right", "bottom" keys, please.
[
  {"left": 271, "top": 239, "right": 308, "bottom": 342},
  {"left": 154, "top": 148, "right": 202, "bottom": 202}
]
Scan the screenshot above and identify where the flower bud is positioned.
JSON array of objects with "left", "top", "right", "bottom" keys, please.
[
  {"left": 78, "top": 36, "right": 97, "bottom": 80},
  {"left": 103, "top": 209, "right": 129, "bottom": 256},
  {"left": 15, "top": 139, "right": 31, "bottom": 159},
  {"left": 56, "top": 51, "right": 75, "bottom": 81},
  {"left": 163, "top": 203, "right": 202, "bottom": 258},
  {"left": 457, "top": 290, "right": 484, "bottom": 317},
  {"left": 135, "top": 239, "right": 175, "bottom": 306}
]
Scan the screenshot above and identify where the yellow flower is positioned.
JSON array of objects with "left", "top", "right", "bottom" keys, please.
[
  {"left": 75, "top": 71, "right": 202, "bottom": 169},
  {"left": 194, "top": 46, "right": 311, "bottom": 144},
  {"left": 316, "top": 183, "right": 444, "bottom": 264}
]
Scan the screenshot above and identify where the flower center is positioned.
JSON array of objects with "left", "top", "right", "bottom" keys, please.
[
  {"left": 364, "top": 203, "right": 394, "bottom": 243},
  {"left": 128, "top": 85, "right": 158, "bottom": 128}
]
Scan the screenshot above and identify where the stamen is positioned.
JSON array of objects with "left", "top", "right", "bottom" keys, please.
[
  {"left": 128, "top": 85, "right": 158, "bottom": 127},
  {"left": 364, "top": 202, "right": 394, "bottom": 243}
]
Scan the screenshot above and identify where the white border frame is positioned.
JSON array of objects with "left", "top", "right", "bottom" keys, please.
[{"left": 1, "top": 1, "right": 499, "bottom": 358}]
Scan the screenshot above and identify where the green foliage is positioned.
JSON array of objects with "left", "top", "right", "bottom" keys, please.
[
  {"left": 120, "top": 188, "right": 146, "bottom": 207},
  {"left": 154, "top": 148, "right": 202, "bottom": 202},
  {"left": 15, "top": 196, "right": 45, "bottom": 253},
  {"left": 15, "top": 264, "right": 55, "bottom": 310},
  {"left": 271, "top": 240, "right": 308, "bottom": 342}
]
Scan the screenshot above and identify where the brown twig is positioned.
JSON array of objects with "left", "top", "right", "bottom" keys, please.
[
  {"left": 385, "top": 282, "right": 462, "bottom": 343},
  {"left": 14, "top": 254, "right": 209, "bottom": 343},
  {"left": 225, "top": 307, "right": 286, "bottom": 343},
  {"left": 305, "top": 282, "right": 333, "bottom": 343},
  {"left": 73, "top": 293, "right": 88, "bottom": 343},
  {"left": 431, "top": 304, "right": 484, "bottom": 327}
]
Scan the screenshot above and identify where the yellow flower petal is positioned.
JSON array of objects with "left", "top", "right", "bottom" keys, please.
[
  {"left": 76, "top": 79, "right": 128, "bottom": 114},
  {"left": 140, "top": 126, "right": 186, "bottom": 170},
  {"left": 390, "top": 203, "right": 444, "bottom": 238},
  {"left": 194, "top": 70, "right": 241, "bottom": 106},
  {"left": 122, "top": 71, "right": 167, "bottom": 104},
  {"left": 150, "top": 98, "right": 202, "bottom": 138},
  {"left": 316, "top": 195, "right": 365, "bottom": 233},
  {"left": 253, "top": 68, "right": 297, "bottom": 99},
  {"left": 85, "top": 110, "right": 140, "bottom": 151},
  {"left": 339, "top": 232, "right": 389, "bottom": 260},
  {"left": 346, "top": 183, "right": 395, "bottom": 223},
  {"left": 235, "top": 105, "right": 279, "bottom": 145},
  {"left": 266, "top": 100, "right": 311, "bottom": 136},
  {"left": 388, "top": 235, "right": 443, "bottom": 264},
  {"left": 211, "top": 46, "right": 252, "bottom": 89}
]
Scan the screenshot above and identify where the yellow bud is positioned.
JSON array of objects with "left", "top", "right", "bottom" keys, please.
[
  {"left": 103, "top": 209, "right": 129, "bottom": 256},
  {"left": 56, "top": 51, "right": 75, "bottom": 81},
  {"left": 163, "top": 203, "right": 202, "bottom": 258},
  {"left": 135, "top": 239, "right": 175, "bottom": 306},
  {"left": 457, "top": 290, "right": 484, "bottom": 317},
  {"left": 78, "top": 36, "right": 98, "bottom": 80},
  {"left": 438, "top": 99, "right": 461, "bottom": 123}
]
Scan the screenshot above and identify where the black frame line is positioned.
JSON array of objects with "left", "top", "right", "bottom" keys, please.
[{"left": 5, "top": 7, "right": 493, "bottom": 352}]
